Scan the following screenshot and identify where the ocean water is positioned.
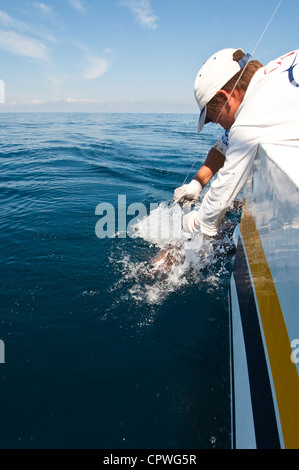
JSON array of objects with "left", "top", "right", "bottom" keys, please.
[{"left": 0, "top": 113, "right": 241, "bottom": 449}]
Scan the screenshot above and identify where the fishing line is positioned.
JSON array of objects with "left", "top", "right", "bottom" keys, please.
[{"left": 182, "top": 0, "right": 283, "bottom": 185}]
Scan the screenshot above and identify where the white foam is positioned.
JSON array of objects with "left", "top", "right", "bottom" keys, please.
[
  {"left": 105, "top": 201, "right": 236, "bottom": 307},
  {"left": 130, "top": 202, "right": 192, "bottom": 249}
]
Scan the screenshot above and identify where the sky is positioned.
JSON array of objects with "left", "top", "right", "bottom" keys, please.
[{"left": 0, "top": 0, "right": 298, "bottom": 113}]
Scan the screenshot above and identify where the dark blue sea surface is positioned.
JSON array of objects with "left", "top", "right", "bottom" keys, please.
[{"left": 0, "top": 113, "right": 240, "bottom": 449}]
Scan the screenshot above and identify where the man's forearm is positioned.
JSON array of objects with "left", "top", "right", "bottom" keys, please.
[{"left": 194, "top": 146, "right": 225, "bottom": 187}]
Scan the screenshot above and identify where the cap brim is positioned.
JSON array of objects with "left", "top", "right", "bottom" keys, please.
[{"left": 197, "top": 106, "right": 207, "bottom": 133}]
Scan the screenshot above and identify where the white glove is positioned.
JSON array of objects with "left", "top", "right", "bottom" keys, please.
[
  {"left": 173, "top": 179, "right": 203, "bottom": 206},
  {"left": 181, "top": 210, "right": 201, "bottom": 234}
]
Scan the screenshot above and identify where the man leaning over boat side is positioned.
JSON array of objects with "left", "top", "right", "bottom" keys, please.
[
  {"left": 174, "top": 48, "right": 299, "bottom": 236},
  {"left": 173, "top": 130, "right": 229, "bottom": 207},
  {"left": 173, "top": 49, "right": 262, "bottom": 216}
]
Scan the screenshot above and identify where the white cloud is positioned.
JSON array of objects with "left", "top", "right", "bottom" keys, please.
[
  {"left": 2, "top": 98, "right": 195, "bottom": 114},
  {"left": 65, "top": 98, "right": 103, "bottom": 104},
  {"left": 67, "top": 0, "right": 85, "bottom": 12},
  {"left": 121, "top": 0, "right": 159, "bottom": 30},
  {"left": 0, "top": 9, "right": 17, "bottom": 27},
  {"left": 0, "top": 8, "right": 39, "bottom": 33},
  {"left": 78, "top": 46, "right": 112, "bottom": 80},
  {"left": 84, "top": 56, "right": 109, "bottom": 80},
  {"left": 9, "top": 99, "right": 47, "bottom": 106},
  {"left": 0, "top": 29, "right": 48, "bottom": 59},
  {"left": 35, "top": 3, "right": 52, "bottom": 14},
  {"left": 0, "top": 7, "right": 58, "bottom": 45},
  {"left": 0, "top": 7, "right": 54, "bottom": 51}
]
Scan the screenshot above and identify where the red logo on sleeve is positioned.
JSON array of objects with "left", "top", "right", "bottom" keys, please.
[{"left": 264, "top": 51, "right": 295, "bottom": 75}]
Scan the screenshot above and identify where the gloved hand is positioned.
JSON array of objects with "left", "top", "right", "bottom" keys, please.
[
  {"left": 181, "top": 210, "right": 201, "bottom": 234},
  {"left": 173, "top": 179, "right": 203, "bottom": 206}
]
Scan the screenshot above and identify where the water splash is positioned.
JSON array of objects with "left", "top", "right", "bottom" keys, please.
[{"left": 108, "top": 202, "right": 237, "bottom": 306}]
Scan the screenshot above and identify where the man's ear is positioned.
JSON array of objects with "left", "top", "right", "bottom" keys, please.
[{"left": 216, "top": 89, "right": 231, "bottom": 100}]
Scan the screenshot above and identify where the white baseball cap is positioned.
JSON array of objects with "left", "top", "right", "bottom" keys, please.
[{"left": 194, "top": 48, "right": 251, "bottom": 132}]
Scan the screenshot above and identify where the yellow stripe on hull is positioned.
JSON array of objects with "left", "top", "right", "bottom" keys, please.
[{"left": 240, "top": 199, "right": 299, "bottom": 449}]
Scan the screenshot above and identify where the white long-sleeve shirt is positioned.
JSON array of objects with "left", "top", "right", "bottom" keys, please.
[{"left": 196, "top": 50, "right": 299, "bottom": 236}]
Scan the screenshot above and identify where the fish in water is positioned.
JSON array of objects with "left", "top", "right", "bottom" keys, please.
[
  {"left": 149, "top": 227, "right": 236, "bottom": 278},
  {"left": 150, "top": 245, "right": 185, "bottom": 276}
]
